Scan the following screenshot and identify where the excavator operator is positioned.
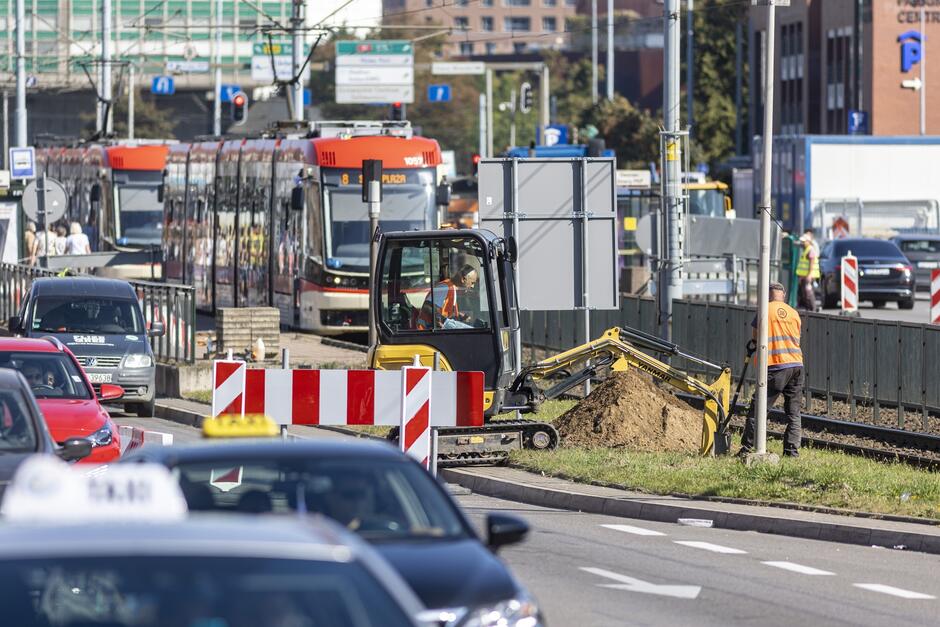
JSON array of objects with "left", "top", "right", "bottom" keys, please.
[{"left": 415, "top": 264, "right": 478, "bottom": 330}]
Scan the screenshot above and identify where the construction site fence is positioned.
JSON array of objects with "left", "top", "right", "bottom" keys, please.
[
  {"left": 0, "top": 263, "right": 196, "bottom": 364},
  {"left": 521, "top": 295, "right": 940, "bottom": 429}
]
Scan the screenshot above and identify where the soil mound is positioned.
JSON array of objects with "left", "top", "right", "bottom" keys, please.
[{"left": 556, "top": 369, "right": 702, "bottom": 452}]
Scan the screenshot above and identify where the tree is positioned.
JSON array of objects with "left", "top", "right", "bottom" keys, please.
[
  {"left": 587, "top": 96, "right": 660, "bottom": 168},
  {"left": 80, "top": 89, "right": 176, "bottom": 139}
]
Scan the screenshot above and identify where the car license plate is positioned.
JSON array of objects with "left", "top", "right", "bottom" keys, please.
[
  {"left": 865, "top": 268, "right": 890, "bottom": 276},
  {"left": 918, "top": 261, "right": 939, "bottom": 269},
  {"left": 87, "top": 373, "right": 112, "bottom": 383}
]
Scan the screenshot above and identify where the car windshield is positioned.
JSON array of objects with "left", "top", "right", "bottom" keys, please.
[
  {"left": 687, "top": 188, "right": 726, "bottom": 217},
  {"left": 32, "top": 296, "right": 145, "bottom": 334},
  {"left": 898, "top": 239, "right": 940, "bottom": 254},
  {"left": 0, "top": 352, "right": 92, "bottom": 400},
  {"left": 171, "top": 458, "right": 468, "bottom": 541},
  {"left": 0, "top": 389, "right": 38, "bottom": 452},
  {"left": 116, "top": 185, "right": 163, "bottom": 246},
  {"left": 833, "top": 240, "right": 904, "bottom": 258},
  {"left": 324, "top": 186, "right": 433, "bottom": 272},
  {"left": 0, "top": 555, "right": 416, "bottom": 627}
]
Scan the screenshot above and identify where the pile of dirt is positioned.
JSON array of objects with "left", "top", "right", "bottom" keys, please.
[{"left": 555, "top": 369, "right": 702, "bottom": 452}]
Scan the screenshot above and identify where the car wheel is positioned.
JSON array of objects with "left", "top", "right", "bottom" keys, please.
[
  {"left": 871, "top": 300, "right": 886, "bottom": 308},
  {"left": 128, "top": 400, "right": 155, "bottom": 417},
  {"left": 899, "top": 298, "right": 915, "bottom": 310}
]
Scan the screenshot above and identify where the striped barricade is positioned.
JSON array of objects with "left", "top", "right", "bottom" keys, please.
[
  {"left": 118, "top": 426, "right": 174, "bottom": 455},
  {"left": 841, "top": 253, "right": 858, "bottom": 313},
  {"left": 932, "top": 269, "right": 940, "bottom": 325}
]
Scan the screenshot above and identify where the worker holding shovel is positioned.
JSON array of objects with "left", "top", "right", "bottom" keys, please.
[{"left": 739, "top": 282, "right": 804, "bottom": 458}]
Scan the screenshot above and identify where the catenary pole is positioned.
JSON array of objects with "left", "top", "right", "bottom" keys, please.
[
  {"left": 606, "top": 0, "right": 613, "bottom": 100},
  {"left": 291, "top": 0, "right": 305, "bottom": 121},
  {"left": 755, "top": 1, "right": 778, "bottom": 455},
  {"left": 128, "top": 64, "right": 135, "bottom": 139},
  {"left": 591, "top": 0, "right": 598, "bottom": 103},
  {"left": 102, "top": 0, "right": 112, "bottom": 134},
  {"left": 14, "top": 0, "right": 26, "bottom": 147},
  {"left": 920, "top": 4, "right": 926, "bottom": 135},
  {"left": 213, "top": 0, "right": 222, "bottom": 135},
  {"left": 661, "top": 0, "right": 683, "bottom": 341},
  {"left": 686, "top": 0, "right": 694, "bottom": 134}
]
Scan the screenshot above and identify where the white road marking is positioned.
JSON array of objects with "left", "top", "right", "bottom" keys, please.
[
  {"left": 762, "top": 561, "right": 835, "bottom": 576},
  {"left": 580, "top": 567, "right": 701, "bottom": 599},
  {"left": 601, "top": 524, "right": 666, "bottom": 537},
  {"left": 673, "top": 541, "right": 748, "bottom": 554},
  {"left": 853, "top": 584, "right": 936, "bottom": 600}
]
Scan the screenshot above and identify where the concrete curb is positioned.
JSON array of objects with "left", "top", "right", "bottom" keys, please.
[
  {"left": 153, "top": 399, "right": 940, "bottom": 554},
  {"left": 439, "top": 467, "right": 940, "bottom": 555}
]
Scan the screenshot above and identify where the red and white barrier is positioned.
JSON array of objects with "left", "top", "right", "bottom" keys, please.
[
  {"left": 841, "top": 253, "right": 858, "bottom": 313},
  {"left": 210, "top": 361, "right": 484, "bottom": 428},
  {"left": 118, "top": 425, "right": 174, "bottom": 455},
  {"left": 932, "top": 269, "right": 940, "bottom": 325},
  {"left": 400, "top": 366, "right": 432, "bottom": 468},
  {"left": 212, "top": 360, "right": 246, "bottom": 418}
]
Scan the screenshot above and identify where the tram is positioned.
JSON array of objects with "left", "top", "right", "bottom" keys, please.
[{"left": 163, "top": 121, "right": 445, "bottom": 334}]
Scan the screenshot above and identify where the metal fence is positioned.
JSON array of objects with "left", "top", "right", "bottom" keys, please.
[
  {"left": 522, "top": 295, "right": 940, "bottom": 428},
  {"left": 0, "top": 263, "right": 196, "bottom": 364}
]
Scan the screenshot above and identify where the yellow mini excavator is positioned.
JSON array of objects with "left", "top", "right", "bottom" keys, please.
[{"left": 369, "top": 228, "right": 733, "bottom": 465}]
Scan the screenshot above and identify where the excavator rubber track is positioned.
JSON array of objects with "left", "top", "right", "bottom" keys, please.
[{"left": 387, "top": 420, "right": 560, "bottom": 467}]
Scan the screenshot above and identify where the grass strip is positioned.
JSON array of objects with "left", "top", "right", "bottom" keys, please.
[{"left": 510, "top": 433, "right": 940, "bottom": 520}]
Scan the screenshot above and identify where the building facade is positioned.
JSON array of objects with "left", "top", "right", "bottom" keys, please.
[
  {"left": 381, "top": 0, "right": 577, "bottom": 57},
  {"left": 750, "top": 0, "right": 940, "bottom": 137}
]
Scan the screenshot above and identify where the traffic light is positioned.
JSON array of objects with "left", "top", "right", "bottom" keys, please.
[
  {"left": 471, "top": 153, "right": 481, "bottom": 175},
  {"left": 519, "top": 82, "right": 533, "bottom": 114},
  {"left": 390, "top": 102, "right": 404, "bottom": 121},
  {"left": 231, "top": 91, "right": 248, "bottom": 126}
]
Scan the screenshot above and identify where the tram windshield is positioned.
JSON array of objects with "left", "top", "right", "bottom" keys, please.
[
  {"left": 323, "top": 171, "right": 435, "bottom": 272},
  {"left": 115, "top": 184, "right": 163, "bottom": 246}
]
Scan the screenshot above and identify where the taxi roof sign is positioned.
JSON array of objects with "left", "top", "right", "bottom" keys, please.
[
  {"left": 203, "top": 414, "right": 280, "bottom": 439},
  {"left": 1, "top": 456, "right": 188, "bottom": 523}
]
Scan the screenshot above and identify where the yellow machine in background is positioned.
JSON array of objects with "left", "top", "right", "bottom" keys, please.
[
  {"left": 687, "top": 181, "right": 735, "bottom": 218},
  {"left": 369, "top": 229, "right": 734, "bottom": 464}
]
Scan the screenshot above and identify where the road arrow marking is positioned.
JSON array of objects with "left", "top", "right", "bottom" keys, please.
[
  {"left": 579, "top": 567, "right": 701, "bottom": 599},
  {"left": 853, "top": 584, "right": 935, "bottom": 600}
]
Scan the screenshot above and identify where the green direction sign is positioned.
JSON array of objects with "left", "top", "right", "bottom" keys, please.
[
  {"left": 252, "top": 42, "right": 311, "bottom": 56},
  {"left": 335, "top": 40, "right": 412, "bottom": 56}
]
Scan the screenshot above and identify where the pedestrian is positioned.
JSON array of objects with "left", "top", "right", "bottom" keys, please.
[
  {"left": 24, "top": 222, "right": 36, "bottom": 264},
  {"left": 66, "top": 222, "right": 91, "bottom": 255},
  {"left": 740, "top": 282, "right": 804, "bottom": 458},
  {"left": 83, "top": 211, "right": 98, "bottom": 252},
  {"left": 795, "top": 229, "right": 820, "bottom": 311},
  {"left": 54, "top": 225, "right": 68, "bottom": 256}
]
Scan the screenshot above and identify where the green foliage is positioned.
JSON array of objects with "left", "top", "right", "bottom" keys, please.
[{"left": 80, "top": 89, "right": 176, "bottom": 139}]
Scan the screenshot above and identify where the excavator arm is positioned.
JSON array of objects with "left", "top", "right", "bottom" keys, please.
[{"left": 510, "top": 327, "right": 733, "bottom": 456}]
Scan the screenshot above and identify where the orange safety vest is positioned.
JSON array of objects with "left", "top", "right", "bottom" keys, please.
[
  {"left": 416, "top": 279, "right": 459, "bottom": 329},
  {"left": 767, "top": 302, "right": 803, "bottom": 367}
]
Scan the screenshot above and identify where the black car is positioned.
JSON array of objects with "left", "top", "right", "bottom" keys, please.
[
  {"left": 0, "top": 367, "right": 90, "bottom": 499},
  {"left": 123, "top": 439, "right": 542, "bottom": 627},
  {"left": 819, "top": 238, "right": 915, "bottom": 309},
  {"left": 891, "top": 234, "right": 940, "bottom": 290},
  {"left": 8, "top": 277, "right": 165, "bottom": 415}
]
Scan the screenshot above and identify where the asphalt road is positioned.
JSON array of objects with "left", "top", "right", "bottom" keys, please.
[
  {"left": 116, "top": 415, "right": 940, "bottom": 627},
  {"left": 823, "top": 291, "right": 932, "bottom": 324}
]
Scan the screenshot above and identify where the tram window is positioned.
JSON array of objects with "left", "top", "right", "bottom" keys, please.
[{"left": 380, "top": 239, "right": 491, "bottom": 333}]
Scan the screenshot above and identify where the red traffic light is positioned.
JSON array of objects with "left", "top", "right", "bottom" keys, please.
[
  {"left": 471, "top": 153, "right": 481, "bottom": 164},
  {"left": 232, "top": 93, "right": 246, "bottom": 107}
]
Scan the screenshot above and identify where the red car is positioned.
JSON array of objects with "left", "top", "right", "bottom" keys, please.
[{"left": 0, "top": 337, "right": 124, "bottom": 463}]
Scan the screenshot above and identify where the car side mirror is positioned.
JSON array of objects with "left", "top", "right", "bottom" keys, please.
[
  {"left": 58, "top": 437, "right": 93, "bottom": 462},
  {"left": 98, "top": 383, "right": 125, "bottom": 401},
  {"left": 7, "top": 315, "right": 20, "bottom": 334},
  {"left": 148, "top": 320, "right": 165, "bottom": 337},
  {"left": 436, "top": 182, "right": 452, "bottom": 207},
  {"left": 486, "top": 513, "right": 529, "bottom": 551},
  {"left": 291, "top": 186, "right": 305, "bottom": 211}
]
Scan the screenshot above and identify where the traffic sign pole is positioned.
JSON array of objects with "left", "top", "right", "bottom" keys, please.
[
  {"left": 213, "top": 0, "right": 222, "bottom": 135},
  {"left": 128, "top": 64, "right": 135, "bottom": 139},
  {"left": 101, "top": 0, "right": 112, "bottom": 135},
  {"left": 291, "top": 0, "right": 305, "bottom": 121},
  {"left": 14, "top": 0, "right": 25, "bottom": 147},
  {"left": 37, "top": 173, "right": 46, "bottom": 268}
]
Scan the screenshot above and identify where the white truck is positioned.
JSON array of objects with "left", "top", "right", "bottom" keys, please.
[{"left": 754, "top": 136, "right": 940, "bottom": 241}]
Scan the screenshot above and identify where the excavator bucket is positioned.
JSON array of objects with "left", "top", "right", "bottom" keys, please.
[{"left": 700, "top": 367, "right": 732, "bottom": 456}]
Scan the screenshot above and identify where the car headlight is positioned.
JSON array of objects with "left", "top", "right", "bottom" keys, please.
[
  {"left": 87, "top": 424, "right": 113, "bottom": 447},
  {"left": 458, "top": 595, "right": 541, "bottom": 627},
  {"left": 124, "top": 354, "right": 152, "bottom": 368}
]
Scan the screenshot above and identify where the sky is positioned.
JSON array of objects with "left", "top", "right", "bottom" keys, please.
[{"left": 308, "top": 0, "right": 383, "bottom": 31}]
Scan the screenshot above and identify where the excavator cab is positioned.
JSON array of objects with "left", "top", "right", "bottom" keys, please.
[{"left": 369, "top": 229, "right": 519, "bottom": 414}]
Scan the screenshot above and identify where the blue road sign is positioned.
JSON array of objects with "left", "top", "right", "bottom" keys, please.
[
  {"left": 848, "top": 110, "right": 868, "bottom": 135},
  {"left": 543, "top": 124, "right": 568, "bottom": 147},
  {"left": 220, "top": 84, "right": 241, "bottom": 103},
  {"left": 304, "top": 89, "right": 311, "bottom": 107},
  {"left": 427, "top": 84, "right": 451, "bottom": 103},
  {"left": 151, "top": 75, "right": 175, "bottom": 95},
  {"left": 9, "top": 147, "right": 35, "bottom": 179}
]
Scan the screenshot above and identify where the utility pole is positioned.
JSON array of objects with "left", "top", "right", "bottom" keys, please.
[
  {"left": 735, "top": 20, "right": 744, "bottom": 155},
  {"left": 660, "top": 0, "right": 683, "bottom": 341},
  {"left": 14, "top": 0, "right": 26, "bottom": 147},
  {"left": 128, "top": 65, "right": 135, "bottom": 139},
  {"left": 101, "top": 0, "right": 113, "bottom": 135},
  {"left": 686, "top": 0, "right": 694, "bottom": 134},
  {"left": 754, "top": 0, "right": 778, "bottom": 459},
  {"left": 920, "top": 4, "right": 926, "bottom": 135},
  {"left": 213, "top": 0, "right": 222, "bottom": 135},
  {"left": 485, "top": 68, "right": 494, "bottom": 157},
  {"left": 606, "top": 0, "right": 613, "bottom": 100},
  {"left": 591, "top": 0, "right": 599, "bottom": 103},
  {"left": 291, "top": 0, "right": 305, "bottom": 121},
  {"left": 478, "top": 94, "right": 486, "bottom": 158},
  {"left": 2, "top": 91, "right": 8, "bottom": 166},
  {"left": 541, "top": 64, "right": 550, "bottom": 143}
]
